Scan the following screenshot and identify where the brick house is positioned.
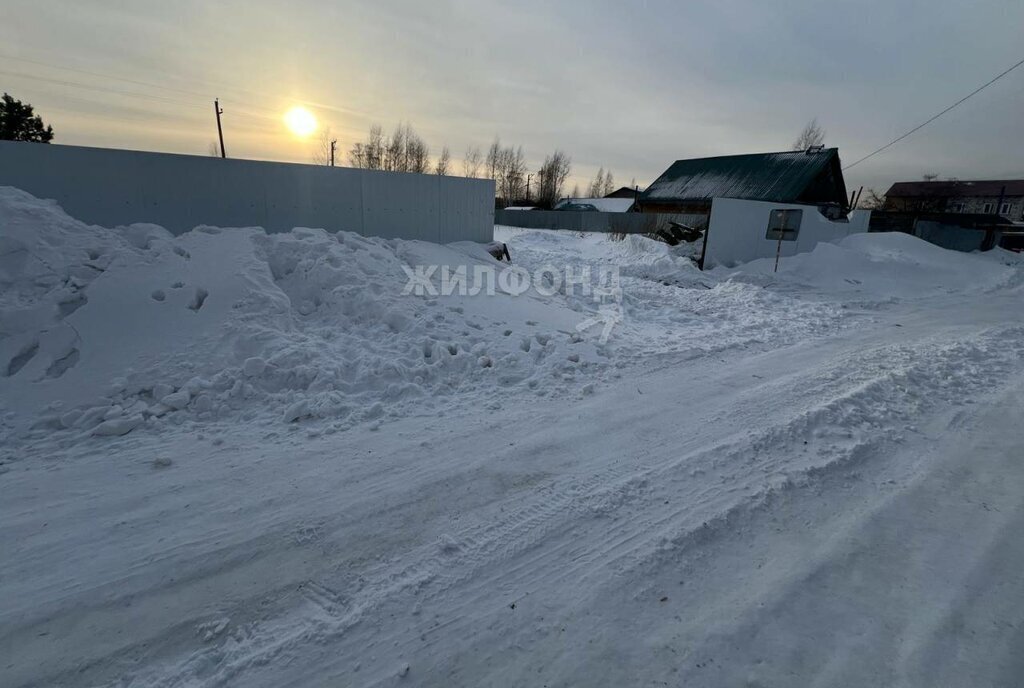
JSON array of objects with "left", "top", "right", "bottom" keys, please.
[{"left": 883, "top": 180, "right": 1024, "bottom": 220}]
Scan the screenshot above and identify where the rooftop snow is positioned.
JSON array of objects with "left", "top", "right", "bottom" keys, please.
[
  {"left": 641, "top": 149, "right": 842, "bottom": 204},
  {"left": 555, "top": 197, "right": 635, "bottom": 212}
]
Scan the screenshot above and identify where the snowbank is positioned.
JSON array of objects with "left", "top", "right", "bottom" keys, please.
[
  {"left": 0, "top": 189, "right": 607, "bottom": 442},
  {"left": 727, "top": 230, "right": 1018, "bottom": 297},
  {"left": 2, "top": 190, "right": 1014, "bottom": 446}
]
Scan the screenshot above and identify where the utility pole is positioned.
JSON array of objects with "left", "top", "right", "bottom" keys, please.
[
  {"left": 214, "top": 99, "right": 226, "bottom": 158},
  {"left": 330, "top": 139, "right": 337, "bottom": 167},
  {"left": 526, "top": 174, "right": 532, "bottom": 201}
]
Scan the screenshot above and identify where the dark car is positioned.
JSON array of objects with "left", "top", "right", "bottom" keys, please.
[{"left": 557, "top": 202, "right": 599, "bottom": 212}]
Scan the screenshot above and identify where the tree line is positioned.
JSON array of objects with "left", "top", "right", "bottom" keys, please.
[
  {"left": 4, "top": 96, "right": 879, "bottom": 213},
  {"left": 345, "top": 122, "right": 579, "bottom": 208}
]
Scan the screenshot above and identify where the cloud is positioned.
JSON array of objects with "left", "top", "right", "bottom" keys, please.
[{"left": 4, "top": 0, "right": 1022, "bottom": 191}]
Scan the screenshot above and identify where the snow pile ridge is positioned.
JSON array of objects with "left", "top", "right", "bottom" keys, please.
[
  {"left": 1, "top": 190, "right": 609, "bottom": 443},
  {"left": 726, "top": 229, "right": 1016, "bottom": 297},
  {"left": 5, "top": 192, "right": 1014, "bottom": 447}
]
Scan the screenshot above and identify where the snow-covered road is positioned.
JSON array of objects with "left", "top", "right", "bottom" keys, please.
[
  {"left": 4, "top": 295, "right": 1023, "bottom": 687},
  {"left": 2, "top": 191, "right": 1022, "bottom": 686}
]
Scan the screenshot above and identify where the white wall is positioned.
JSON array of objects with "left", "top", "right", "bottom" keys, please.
[
  {"left": 0, "top": 141, "right": 494, "bottom": 243},
  {"left": 703, "top": 198, "right": 870, "bottom": 268}
]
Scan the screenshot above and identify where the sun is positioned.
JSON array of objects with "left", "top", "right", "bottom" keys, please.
[{"left": 283, "top": 106, "right": 317, "bottom": 137}]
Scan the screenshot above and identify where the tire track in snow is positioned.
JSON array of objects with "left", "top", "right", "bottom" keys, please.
[
  {"left": 389, "top": 328, "right": 1024, "bottom": 667},
  {"left": 108, "top": 326, "right": 1024, "bottom": 688}
]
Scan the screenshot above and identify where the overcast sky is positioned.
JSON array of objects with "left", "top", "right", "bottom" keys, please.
[{"left": 4, "top": 0, "right": 1023, "bottom": 195}]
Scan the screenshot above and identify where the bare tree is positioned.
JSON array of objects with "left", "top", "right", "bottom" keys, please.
[
  {"left": 602, "top": 170, "right": 615, "bottom": 197},
  {"left": 485, "top": 137, "right": 502, "bottom": 182},
  {"left": 570, "top": 183, "right": 580, "bottom": 199},
  {"left": 365, "top": 125, "right": 385, "bottom": 170},
  {"left": 498, "top": 146, "right": 527, "bottom": 201},
  {"left": 536, "top": 150, "right": 572, "bottom": 207},
  {"left": 349, "top": 124, "right": 386, "bottom": 169},
  {"left": 348, "top": 143, "right": 365, "bottom": 168},
  {"left": 384, "top": 124, "right": 407, "bottom": 171},
  {"left": 858, "top": 188, "right": 887, "bottom": 210},
  {"left": 405, "top": 126, "right": 430, "bottom": 174},
  {"left": 922, "top": 173, "right": 939, "bottom": 182},
  {"left": 371, "top": 122, "right": 430, "bottom": 173},
  {"left": 792, "top": 118, "right": 825, "bottom": 150},
  {"left": 462, "top": 145, "right": 482, "bottom": 178},
  {"left": 586, "top": 168, "right": 616, "bottom": 197},
  {"left": 311, "top": 127, "right": 333, "bottom": 166},
  {"left": 588, "top": 168, "right": 605, "bottom": 197},
  {"left": 479, "top": 137, "right": 529, "bottom": 199},
  {"left": 435, "top": 146, "right": 450, "bottom": 175}
]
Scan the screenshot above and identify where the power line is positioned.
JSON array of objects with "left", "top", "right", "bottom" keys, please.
[
  {"left": 0, "top": 53, "right": 215, "bottom": 101},
  {"left": 0, "top": 68, "right": 284, "bottom": 127},
  {"left": 0, "top": 52, "right": 371, "bottom": 121},
  {"left": 0, "top": 69, "right": 208, "bottom": 109},
  {"left": 844, "top": 56, "right": 1024, "bottom": 171},
  {"left": 0, "top": 53, "right": 278, "bottom": 115}
]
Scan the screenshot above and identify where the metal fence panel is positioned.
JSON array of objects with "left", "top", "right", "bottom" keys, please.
[
  {"left": 495, "top": 209, "right": 706, "bottom": 234},
  {"left": 0, "top": 141, "right": 494, "bottom": 242}
]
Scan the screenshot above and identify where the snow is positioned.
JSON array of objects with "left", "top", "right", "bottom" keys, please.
[
  {"left": 729, "top": 230, "right": 1018, "bottom": 297},
  {"left": 2, "top": 187, "right": 1023, "bottom": 687},
  {"left": 0, "top": 188, "right": 619, "bottom": 439},
  {"left": 554, "top": 197, "right": 636, "bottom": 212},
  {"left": 641, "top": 150, "right": 836, "bottom": 203}
]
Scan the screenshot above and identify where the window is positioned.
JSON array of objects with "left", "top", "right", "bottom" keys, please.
[
  {"left": 766, "top": 209, "right": 802, "bottom": 241},
  {"left": 999, "top": 202, "right": 1011, "bottom": 214},
  {"left": 951, "top": 202, "right": 964, "bottom": 213},
  {"left": 982, "top": 202, "right": 993, "bottom": 214}
]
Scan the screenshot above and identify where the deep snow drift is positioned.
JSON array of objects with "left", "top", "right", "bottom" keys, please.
[
  {"left": 1, "top": 188, "right": 612, "bottom": 442},
  {"left": 2, "top": 188, "right": 1023, "bottom": 688},
  {"left": 0, "top": 187, "right": 910, "bottom": 445}
]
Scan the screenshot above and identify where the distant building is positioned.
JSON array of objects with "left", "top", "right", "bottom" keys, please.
[
  {"left": 638, "top": 148, "right": 850, "bottom": 227},
  {"left": 603, "top": 186, "right": 642, "bottom": 199},
  {"left": 884, "top": 180, "right": 1024, "bottom": 220}
]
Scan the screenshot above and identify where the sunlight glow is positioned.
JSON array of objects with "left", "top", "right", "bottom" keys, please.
[{"left": 283, "top": 106, "right": 318, "bottom": 137}]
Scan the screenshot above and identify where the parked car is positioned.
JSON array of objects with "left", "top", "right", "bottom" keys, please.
[{"left": 557, "top": 202, "right": 599, "bottom": 212}]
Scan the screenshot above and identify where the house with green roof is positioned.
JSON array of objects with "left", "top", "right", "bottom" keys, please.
[{"left": 637, "top": 148, "right": 850, "bottom": 226}]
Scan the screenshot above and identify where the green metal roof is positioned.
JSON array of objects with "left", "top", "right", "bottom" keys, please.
[{"left": 640, "top": 148, "right": 847, "bottom": 206}]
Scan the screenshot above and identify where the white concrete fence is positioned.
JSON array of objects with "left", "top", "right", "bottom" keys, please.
[
  {"left": 0, "top": 141, "right": 495, "bottom": 243},
  {"left": 703, "top": 199, "right": 871, "bottom": 268}
]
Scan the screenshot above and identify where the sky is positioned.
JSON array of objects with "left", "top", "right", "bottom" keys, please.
[{"left": 3, "top": 0, "right": 1023, "bottom": 196}]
